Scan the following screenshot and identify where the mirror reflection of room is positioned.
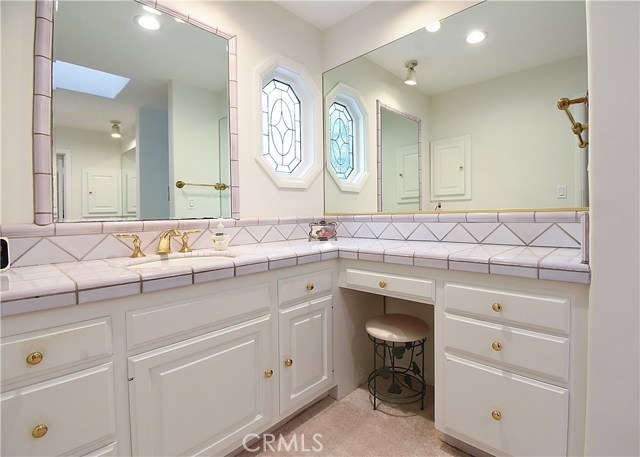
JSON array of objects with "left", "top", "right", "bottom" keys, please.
[
  {"left": 323, "top": 0, "right": 588, "bottom": 214},
  {"left": 379, "top": 105, "right": 421, "bottom": 212},
  {"left": 51, "top": 0, "right": 231, "bottom": 222}
]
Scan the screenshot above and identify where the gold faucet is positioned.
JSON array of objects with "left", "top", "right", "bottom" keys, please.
[
  {"left": 179, "top": 230, "right": 201, "bottom": 253},
  {"left": 157, "top": 229, "right": 181, "bottom": 254},
  {"left": 116, "top": 234, "right": 145, "bottom": 258}
]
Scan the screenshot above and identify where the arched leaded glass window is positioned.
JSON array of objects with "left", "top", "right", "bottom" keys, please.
[
  {"left": 329, "top": 102, "right": 354, "bottom": 179},
  {"left": 261, "top": 79, "right": 302, "bottom": 173}
]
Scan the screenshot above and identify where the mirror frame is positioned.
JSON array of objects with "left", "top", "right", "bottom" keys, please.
[
  {"left": 32, "top": 0, "right": 239, "bottom": 225},
  {"left": 376, "top": 100, "right": 423, "bottom": 212}
]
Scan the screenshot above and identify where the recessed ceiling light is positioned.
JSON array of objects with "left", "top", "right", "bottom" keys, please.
[
  {"left": 174, "top": 17, "right": 185, "bottom": 24},
  {"left": 466, "top": 31, "right": 487, "bottom": 44},
  {"left": 135, "top": 15, "right": 160, "bottom": 31},
  {"left": 142, "top": 5, "right": 161, "bottom": 15},
  {"left": 425, "top": 21, "right": 441, "bottom": 32}
]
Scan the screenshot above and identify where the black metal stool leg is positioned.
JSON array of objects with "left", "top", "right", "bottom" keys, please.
[
  {"left": 372, "top": 337, "right": 378, "bottom": 410},
  {"left": 421, "top": 337, "right": 425, "bottom": 410}
]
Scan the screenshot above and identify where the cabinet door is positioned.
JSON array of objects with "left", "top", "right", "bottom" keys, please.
[
  {"left": 128, "top": 315, "right": 274, "bottom": 457},
  {"left": 279, "top": 296, "right": 333, "bottom": 415}
]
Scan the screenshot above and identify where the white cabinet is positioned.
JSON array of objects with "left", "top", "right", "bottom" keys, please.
[
  {"left": 128, "top": 315, "right": 274, "bottom": 456},
  {"left": 0, "top": 318, "right": 116, "bottom": 456},
  {"left": 126, "top": 268, "right": 335, "bottom": 456},
  {"left": 441, "top": 282, "right": 577, "bottom": 456},
  {"left": 279, "top": 296, "right": 333, "bottom": 415},
  {"left": 277, "top": 269, "right": 334, "bottom": 416}
]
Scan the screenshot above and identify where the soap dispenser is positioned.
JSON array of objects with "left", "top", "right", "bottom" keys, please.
[{"left": 212, "top": 220, "right": 230, "bottom": 250}]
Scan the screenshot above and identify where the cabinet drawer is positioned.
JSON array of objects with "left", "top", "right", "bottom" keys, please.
[
  {"left": 444, "top": 283, "right": 570, "bottom": 334},
  {"left": 1, "top": 363, "right": 117, "bottom": 457},
  {"left": 278, "top": 269, "right": 332, "bottom": 306},
  {"left": 443, "top": 355, "right": 568, "bottom": 457},
  {"left": 1, "top": 317, "right": 112, "bottom": 385},
  {"left": 444, "top": 314, "right": 570, "bottom": 383},
  {"left": 344, "top": 268, "right": 435, "bottom": 304},
  {"left": 127, "top": 282, "right": 271, "bottom": 349}
]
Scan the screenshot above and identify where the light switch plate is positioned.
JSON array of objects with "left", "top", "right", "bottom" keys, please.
[{"left": 557, "top": 185, "right": 568, "bottom": 199}]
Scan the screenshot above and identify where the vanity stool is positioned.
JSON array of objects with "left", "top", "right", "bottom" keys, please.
[{"left": 365, "top": 313, "right": 429, "bottom": 410}]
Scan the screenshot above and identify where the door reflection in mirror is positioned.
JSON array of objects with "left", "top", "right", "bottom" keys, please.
[{"left": 379, "top": 105, "right": 421, "bottom": 212}]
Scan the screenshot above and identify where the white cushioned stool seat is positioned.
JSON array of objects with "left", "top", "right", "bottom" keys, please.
[{"left": 366, "top": 313, "right": 429, "bottom": 343}]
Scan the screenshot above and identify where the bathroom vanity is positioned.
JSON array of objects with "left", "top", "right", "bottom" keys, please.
[{"left": 0, "top": 237, "right": 588, "bottom": 457}]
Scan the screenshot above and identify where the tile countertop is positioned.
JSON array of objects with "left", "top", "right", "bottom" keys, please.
[{"left": 0, "top": 239, "right": 590, "bottom": 317}]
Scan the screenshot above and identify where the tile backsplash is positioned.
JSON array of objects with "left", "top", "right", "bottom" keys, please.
[{"left": 0, "top": 211, "right": 587, "bottom": 268}]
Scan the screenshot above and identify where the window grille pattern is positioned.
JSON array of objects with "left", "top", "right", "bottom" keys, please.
[
  {"left": 329, "top": 102, "right": 354, "bottom": 179},
  {"left": 262, "top": 79, "right": 301, "bottom": 173}
]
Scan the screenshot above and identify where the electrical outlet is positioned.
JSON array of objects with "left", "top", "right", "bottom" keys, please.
[
  {"left": 188, "top": 198, "right": 196, "bottom": 209},
  {"left": 557, "top": 185, "right": 568, "bottom": 199}
]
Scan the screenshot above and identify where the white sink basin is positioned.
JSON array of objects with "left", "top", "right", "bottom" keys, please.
[{"left": 127, "top": 256, "right": 234, "bottom": 270}]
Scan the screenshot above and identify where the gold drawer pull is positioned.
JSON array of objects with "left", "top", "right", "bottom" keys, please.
[
  {"left": 32, "top": 424, "right": 48, "bottom": 438},
  {"left": 26, "top": 352, "right": 43, "bottom": 366},
  {"left": 492, "top": 341, "right": 503, "bottom": 351},
  {"left": 306, "top": 283, "right": 314, "bottom": 291},
  {"left": 491, "top": 410, "right": 502, "bottom": 421},
  {"left": 378, "top": 280, "right": 387, "bottom": 289},
  {"left": 284, "top": 358, "right": 293, "bottom": 367},
  {"left": 264, "top": 369, "right": 273, "bottom": 379},
  {"left": 492, "top": 302, "right": 502, "bottom": 312}
]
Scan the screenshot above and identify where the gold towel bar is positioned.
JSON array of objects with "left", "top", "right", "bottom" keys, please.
[
  {"left": 557, "top": 93, "right": 589, "bottom": 149},
  {"left": 175, "top": 180, "right": 229, "bottom": 191}
]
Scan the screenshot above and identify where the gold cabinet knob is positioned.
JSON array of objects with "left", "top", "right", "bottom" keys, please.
[
  {"left": 264, "top": 369, "right": 273, "bottom": 379},
  {"left": 492, "top": 341, "right": 503, "bottom": 351},
  {"left": 492, "top": 302, "right": 502, "bottom": 312},
  {"left": 284, "top": 358, "right": 293, "bottom": 367},
  {"left": 26, "top": 352, "right": 43, "bottom": 365},
  {"left": 491, "top": 410, "right": 502, "bottom": 421},
  {"left": 378, "top": 281, "right": 387, "bottom": 289},
  {"left": 306, "top": 283, "right": 314, "bottom": 291},
  {"left": 32, "top": 424, "right": 48, "bottom": 438}
]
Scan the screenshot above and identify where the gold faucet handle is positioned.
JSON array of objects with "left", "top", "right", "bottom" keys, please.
[
  {"left": 179, "top": 230, "right": 201, "bottom": 253},
  {"left": 116, "top": 234, "right": 146, "bottom": 258}
]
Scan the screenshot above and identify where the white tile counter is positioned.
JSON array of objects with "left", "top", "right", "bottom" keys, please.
[{"left": 0, "top": 239, "right": 589, "bottom": 317}]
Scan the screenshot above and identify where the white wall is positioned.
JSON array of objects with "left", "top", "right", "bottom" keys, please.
[
  {"left": 585, "top": 1, "right": 640, "bottom": 455},
  {"left": 0, "top": 1, "right": 35, "bottom": 224},
  {"left": 429, "top": 56, "right": 587, "bottom": 210}
]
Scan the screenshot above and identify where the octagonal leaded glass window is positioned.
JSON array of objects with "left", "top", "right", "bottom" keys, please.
[
  {"left": 329, "top": 102, "right": 354, "bottom": 179},
  {"left": 261, "top": 79, "right": 302, "bottom": 173}
]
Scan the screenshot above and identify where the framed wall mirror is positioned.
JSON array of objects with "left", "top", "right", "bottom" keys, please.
[
  {"left": 33, "top": 0, "right": 239, "bottom": 225},
  {"left": 323, "top": 0, "right": 588, "bottom": 214}
]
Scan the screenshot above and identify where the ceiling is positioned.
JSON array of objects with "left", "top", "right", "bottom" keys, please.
[
  {"left": 273, "top": 1, "right": 376, "bottom": 30},
  {"left": 360, "top": 0, "right": 587, "bottom": 95}
]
